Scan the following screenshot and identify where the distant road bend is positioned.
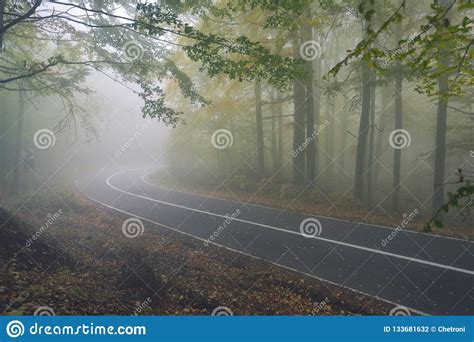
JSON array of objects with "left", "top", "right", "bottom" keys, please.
[{"left": 79, "top": 169, "right": 474, "bottom": 315}]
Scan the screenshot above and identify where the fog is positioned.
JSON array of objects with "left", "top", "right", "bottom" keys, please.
[
  {"left": 1, "top": 0, "right": 473, "bottom": 320},
  {"left": 1, "top": 1, "right": 472, "bottom": 231}
]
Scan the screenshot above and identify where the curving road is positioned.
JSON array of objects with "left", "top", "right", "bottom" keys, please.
[{"left": 78, "top": 168, "right": 474, "bottom": 315}]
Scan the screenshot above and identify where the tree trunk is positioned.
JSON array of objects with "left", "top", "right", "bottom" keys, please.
[
  {"left": 11, "top": 85, "right": 25, "bottom": 196},
  {"left": 292, "top": 35, "right": 306, "bottom": 185},
  {"left": 0, "top": 0, "right": 5, "bottom": 51},
  {"left": 0, "top": 95, "right": 6, "bottom": 196},
  {"left": 339, "top": 107, "right": 347, "bottom": 171},
  {"left": 313, "top": 45, "right": 321, "bottom": 178},
  {"left": 354, "top": 18, "right": 372, "bottom": 202},
  {"left": 271, "top": 89, "right": 278, "bottom": 174},
  {"left": 374, "top": 85, "right": 391, "bottom": 188},
  {"left": 255, "top": 81, "right": 264, "bottom": 177},
  {"left": 367, "top": 80, "right": 376, "bottom": 206},
  {"left": 303, "top": 25, "right": 315, "bottom": 183},
  {"left": 354, "top": 59, "right": 372, "bottom": 201},
  {"left": 392, "top": 67, "right": 403, "bottom": 212},
  {"left": 432, "top": 77, "right": 449, "bottom": 213},
  {"left": 276, "top": 91, "right": 284, "bottom": 172},
  {"left": 0, "top": 0, "right": 5, "bottom": 196},
  {"left": 325, "top": 100, "right": 335, "bottom": 172},
  {"left": 432, "top": 0, "right": 452, "bottom": 214}
]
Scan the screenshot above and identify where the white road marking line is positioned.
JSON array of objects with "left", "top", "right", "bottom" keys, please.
[
  {"left": 107, "top": 172, "right": 474, "bottom": 276},
  {"left": 140, "top": 172, "right": 473, "bottom": 243}
]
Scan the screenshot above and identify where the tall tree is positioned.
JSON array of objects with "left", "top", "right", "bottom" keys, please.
[
  {"left": 366, "top": 79, "right": 376, "bottom": 206},
  {"left": 0, "top": 0, "right": 4, "bottom": 51},
  {"left": 0, "top": 92, "right": 7, "bottom": 196},
  {"left": 392, "top": 62, "right": 403, "bottom": 212},
  {"left": 270, "top": 89, "right": 278, "bottom": 174},
  {"left": 10, "top": 82, "right": 25, "bottom": 195},
  {"left": 292, "top": 35, "right": 306, "bottom": 185},
  {"left": 353, "top": 20, "right": 372, "bottom": 202},
  {"left": 255, "top": 81, "right": 265, "bottom": 176},
  {"left": 313, "top": 40, "right": 322, "bottom": 178},
  {"left": 0, "top": 0, "right": 6, "bottom": 195},
  {"left": 303, "top": 24, "right": 316, "bottom": 183},
  {"left": 432, "top": 0, "right": 453, "bottom": 214},
  {"left": 276, "top": 91, "right": 284, "bottom": 172}
]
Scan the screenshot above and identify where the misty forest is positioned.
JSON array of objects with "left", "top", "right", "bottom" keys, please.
[{"left": 0, "top": 0, "right": 473, "bottom": 316}]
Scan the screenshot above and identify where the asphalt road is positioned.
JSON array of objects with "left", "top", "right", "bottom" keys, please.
[{"left": 79, "top": 168, "right": 474, "bottom": 315}]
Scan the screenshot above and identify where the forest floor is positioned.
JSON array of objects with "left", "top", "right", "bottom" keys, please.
[
  {"left": 146, "top": 171, "right": 473, "bottom": 241},
  {"left": 0, "top": 190, "right": 394, "bottom": 316}
]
